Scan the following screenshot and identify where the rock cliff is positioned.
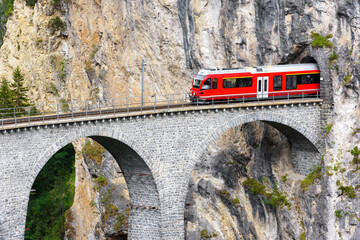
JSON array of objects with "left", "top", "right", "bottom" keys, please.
[{"left": 1, "top": 0, "right": 359, "bottom": 239}]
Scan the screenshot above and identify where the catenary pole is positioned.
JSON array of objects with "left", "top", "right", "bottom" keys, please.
[{"left": 141, "top": 59, "right": 145, "bottom": 107}]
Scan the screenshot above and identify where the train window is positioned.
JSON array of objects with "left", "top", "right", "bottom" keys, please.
[
  {"left": 193, "top": 78, "right": 202, "bottom": 88},
  {"left": 273, "top": 76, "right": 282, "bottom": 90},
  {"left": 201, "top": 79, "right": 211, "bottom": 90},
  {"left": 296, "top": 73, "right": 320, "bottom": 84},
  {"left": 212, "top": 78, "right": 217, "bottom": 89},
  {"left": 286, "top": 75, "right": 297, "bottom": 90},
  {"left": 223, "top": 77, "right": 252, "bottom": 88},
  {"left": 264, "top": 79, "right": 267, "bottom": 91}
]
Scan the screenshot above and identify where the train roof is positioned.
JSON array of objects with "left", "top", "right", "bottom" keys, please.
[{"left": 196, "top": 63, "right": 319, "bottom": 76}]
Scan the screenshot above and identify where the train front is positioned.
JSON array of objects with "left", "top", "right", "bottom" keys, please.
[{"left": 189, "top": 70, "right": 207, "bottom": 103}]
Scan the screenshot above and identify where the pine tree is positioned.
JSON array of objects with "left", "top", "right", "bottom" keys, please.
[
  {"left": 10, "top": 67, "right": 29, "bottom": 110},
  {"left": 0, "top": 77, "right": 13, "bottom": 109}
]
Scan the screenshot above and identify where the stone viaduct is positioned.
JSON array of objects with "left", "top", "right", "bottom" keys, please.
[{"left": 0, "top": 98, "right": 324, "bottom": 239}]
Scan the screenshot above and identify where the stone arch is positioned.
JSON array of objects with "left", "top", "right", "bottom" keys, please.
[
  {"left": 183, "top": 111, "right": 320, "bottom": 210},
  {"left": 24, "top": 126, "right": 162, "bottom": 239},
  {"left": 189, "top": 112, "right": 319, "bottom": 164},
  {"left": 182, "top": 112, "right": 321, "bottom": 238}
]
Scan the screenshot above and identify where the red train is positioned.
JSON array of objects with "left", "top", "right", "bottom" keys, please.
[{"left": 189, "top": 63, "right": 320, "bottom": 103}]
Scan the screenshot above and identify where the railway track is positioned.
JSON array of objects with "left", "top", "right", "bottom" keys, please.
[
  {"left": 0, "top": 96, "right": 323, "bottom": 131},
  {"left": 0, "top": 103, "right": 193, "bottom": 128}
]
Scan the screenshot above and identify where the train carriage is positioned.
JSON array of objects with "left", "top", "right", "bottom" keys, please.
[{"left": 189, "top": 63, "right": 320, "bottom": 103}]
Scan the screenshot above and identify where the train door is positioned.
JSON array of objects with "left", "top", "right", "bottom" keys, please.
[{"left": 257, "top": 76, "right": 269, "bottom": 98}]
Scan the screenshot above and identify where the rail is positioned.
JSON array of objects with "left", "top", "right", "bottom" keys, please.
[{"left": 0, "top": 90, "right": 320, "bottom": 129}]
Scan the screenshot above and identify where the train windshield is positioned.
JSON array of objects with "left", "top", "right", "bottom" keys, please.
[{"left": 193, "top": 74, "right": 205, "bottom": 88}]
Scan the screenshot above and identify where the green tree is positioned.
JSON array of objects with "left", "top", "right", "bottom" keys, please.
[
  {"left": 25, "top": 144, "right": 76, "bottom": 240},
  {"left": 10, "top": 67, "right": 29, "bottom": 110},
  {"left": 0, "top": 77, "right": 13, "bottom": 109},
  {"left": 25, "top": 0, "right": 38, "bottom": 7},
  {"left": 0, "top": 0, "right": 15, "bottom": 18}
]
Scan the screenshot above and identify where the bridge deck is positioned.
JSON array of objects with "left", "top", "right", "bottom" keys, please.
[{"left": 0, "top": 98, "right": 322, "bottom": 131}]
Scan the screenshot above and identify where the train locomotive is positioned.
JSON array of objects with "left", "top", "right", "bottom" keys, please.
[{"left": 189, "top": 63, "right": 320, "bottom": 103}]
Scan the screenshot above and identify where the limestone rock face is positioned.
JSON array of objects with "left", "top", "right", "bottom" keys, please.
[
  {"left": 65, "top": 139, "right": 129, "bottom": 240},
  {"left": 1, "top": 0, "right": 360, "bottom": 239},
  {"left": 0, "top": 0, "right": 70, "bottom": 104}
]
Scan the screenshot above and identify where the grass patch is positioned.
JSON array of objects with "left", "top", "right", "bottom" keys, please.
[
  {"left": 329, "top": 51, "right": 338, "bottom": 63},
  {"left": 351, "top": 127, "right": 360, "bottom": 136},
  {"left": 300, "top": 232, "right": 306, "bottom": 240},
  {"left": 114, "top": 208, "right": 129, "bottom": 231},
  {"left": 326, "top": 160, "right": 346, "bottom": 176},
  {"left": 94, "top": 175, "right": 108, "bottom": 188},
  {"left": 343, "top": 73, "right": 352, "bottom": 86},
  {"left": 59, "top": 98, "right": 69, "bottom": 112},
  {"left": 281, "top": 174, "right": 288, "bottom": 183},
  {"left": 300, "top": 166, "right": 322, "bottom": 192},
  {"left": 324, "top": 122, "right": 332, "bottom": 135},
  {"left": 82, "top": 140, "right": 105, "bottom": 166}
]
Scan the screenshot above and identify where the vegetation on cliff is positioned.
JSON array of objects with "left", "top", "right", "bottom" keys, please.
[
  {"left": 242, "top": 178, "right": 292, "bottom": 209},
  {"left": 24, "top": 144, "right": 76, "bottom": 240},
  {"left": 0, "top": 67, "right": 32, "bottom": 115}
]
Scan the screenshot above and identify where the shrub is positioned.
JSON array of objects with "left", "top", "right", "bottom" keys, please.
[
  {"left": 52, "top": 0, "right": 62, "bottom": 9},
  {"left": 48, "top": 16, "right": 65, "bottom": 34},
  {"left": 232, "top": 198, "right": 240, "bottom": 205},
  {"left": 200, "top": 229, "right": 217, "bottom": 238},
  {"left": 338, "top": 185, "right": 356, "bottom": 198},
  {"left": 219, "top": 190, "right": 230, "bottom": 198},
  {"left": 264, "top": 184, "right": 292, "bottom": 209},
  {"left": 310, "top": 32, "right": 333, "bottom": 48},
  {"left": 25, "top": 0, "right": 37, "bottom": 7},
  {"left": 201, "top": 230, "right": 210, "bottom": 238},
  {"left": 335, "top": 210, "right": 343, "bottom": 218},
  {"left": 350, "top": 146, "right": 360, "bottom": 165}
]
